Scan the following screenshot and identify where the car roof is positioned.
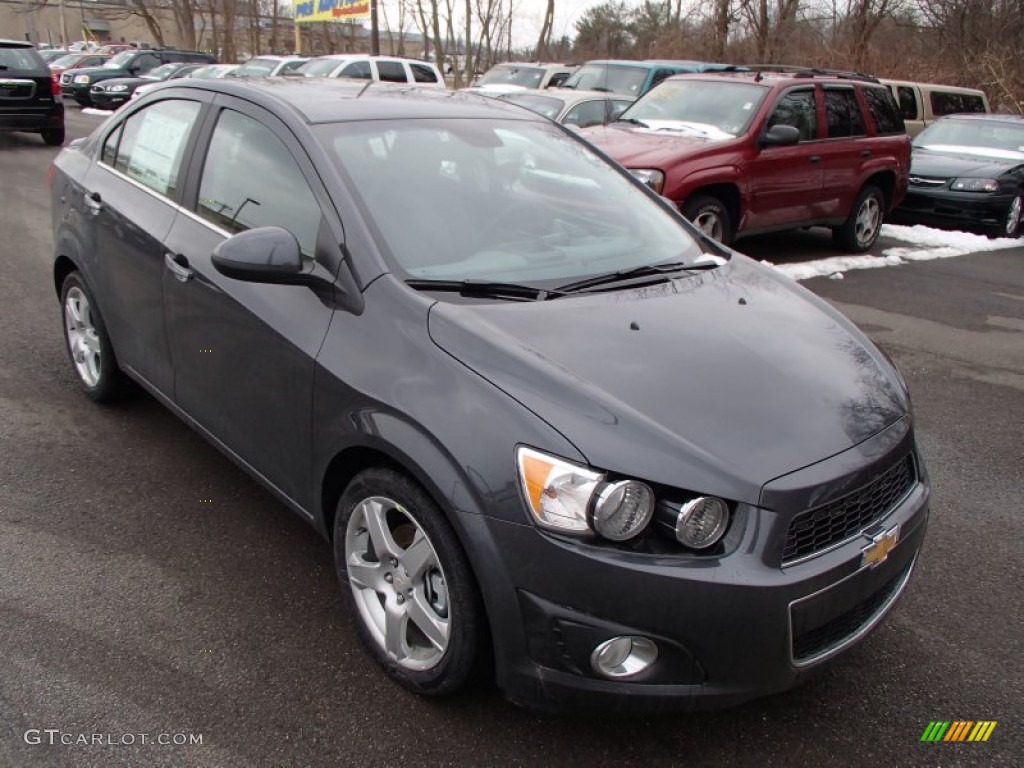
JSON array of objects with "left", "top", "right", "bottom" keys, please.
[
  {"left": 0, "top": 38, "right": 33, "bottom": 47},
  {"left": 160, "top": 78, "right": 544, "bottom": 124}
]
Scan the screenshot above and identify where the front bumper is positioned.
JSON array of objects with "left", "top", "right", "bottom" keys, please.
[
  {"left": 61, "top": 82, "right": 93, "bottom": 105},
  {"left": 890, "top": 188, "right": 1015, "bottom": 236},
  {"left": 473, "top": 420, "right": 929, "bottom": 712},
  {"left": 90, "top": 90, "right": 129, "bottom": 110}
]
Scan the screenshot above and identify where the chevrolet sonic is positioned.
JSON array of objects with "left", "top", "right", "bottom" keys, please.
[{"left": 50, "top": 78, "right": 929, "bottom": 712}]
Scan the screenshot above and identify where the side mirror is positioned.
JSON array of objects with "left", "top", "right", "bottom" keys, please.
[
  {"left": 760, "top": 124, "right": 801, "bottom": 148},
  {"left": 212, "top": 226, "right": 304, "bottom": 283}
]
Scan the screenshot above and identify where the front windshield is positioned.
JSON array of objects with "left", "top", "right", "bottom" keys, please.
[
  {"left": 499, "top": 93, "right": 564, "bottom": 120},
  {"left": 477, "top": 65, "right": 545, "bottom": 88},
  {"left": 914, "top": 119, "right": 1024, "bottom": 160},
  {"left": 234, "top": 57, "right": 277, "bottom": 77},
  {"left": 624, "top": 80, "right": 768, "bottom": 138},
  {"left": 297, "top": 58, "right": 341, "bottom": 77},
  {"left": 144, "top": 63, "right": 178, "bottom": 80},
  {"left": 318, "top": 119, "right": 711, "bottom": 286},
  {"left": 562, "top": 64, "right": 647, "bottom": 95},
  {"left": 104, "top": 51, "right": 135, "bottom": 69}
]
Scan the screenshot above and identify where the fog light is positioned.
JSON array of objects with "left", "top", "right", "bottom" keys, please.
[
  {"left": 590, "top": 480, "right": 654, "bottom": 541},
  {"left": 591, "top": 636, "right": 658, "bottom": 679},
  {"left": 675, "top": 496, "right": 729, "bottom": 549}
]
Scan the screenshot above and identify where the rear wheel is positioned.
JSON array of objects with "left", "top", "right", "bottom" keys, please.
[
  {"left": 42, "top": 126, "right": 65, "bottom": 146},
  {"left": 60, "top": 272, "right": 127, "bottom": 402},
  {"left": 682, "top": 194, "right": 733, "bottom": 244},
  {"left": 833, "top": 184, "right": 884, "bottom": 252},
  {"left": 333, "top": 468, "right": 483, "bottom": 695}
]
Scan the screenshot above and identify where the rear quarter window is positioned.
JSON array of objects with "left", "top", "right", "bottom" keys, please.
[
  {"left": 930, "top": 91, "right": 986, "bottom": 116},
  {"left": 863, "top": 86, "right": 906, "bottom": 135}
]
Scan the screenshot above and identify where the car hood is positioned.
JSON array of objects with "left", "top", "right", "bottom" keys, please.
[
  {"left": 583, "top": 123, "right": 727, "bottom": 167},
  {"left": 66, "top": 65, "right": 126, "bottom": 79},
  {"left": 910, "top": 148, "right": 1021, "bottom": 177},
  {"left": 426, "top": 257, "right": 908, "bottom": 504}
]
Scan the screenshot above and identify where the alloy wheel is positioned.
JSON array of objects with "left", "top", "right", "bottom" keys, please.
[
  {"left": 64, "top": 286, "right": 102, "bottom": 387},
  {"left": 854, "top": 195, "right": 881, "bottom": 247},
  {"left": 694, "top": 210, "right": 724, "bottom": 241},
  {"left": 1005, "top": 196, "right": 1022, "bottom": 236},
  {"left": 344, "top": 496, "right": 450, "bottom": 671}
]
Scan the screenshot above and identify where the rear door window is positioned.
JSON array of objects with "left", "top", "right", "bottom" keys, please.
[
  {"left": 895, "top": 86, "right": 918, "bottom": 120},
  {"left": 824, "top": 88, "right": 866, "bottom": 138},
  {"left": 108, "top": 99, "right": 202, "bottom": 198},
  {"left": 375, "top": 61, "right": 407, "bottom": 83}
]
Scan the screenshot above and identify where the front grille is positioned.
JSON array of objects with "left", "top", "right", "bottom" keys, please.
[
  {"left": 792, "top": 562, "right": 911, "bottom": 662},
  {"left": 783, "top": 454, "right": 916, "bottom": 563},
  {"left": 61, "top": 73, "right": 72, "bottom": 84},
  {"left": 0, "top": 78, "right": 36, "bottom": 99},
  {"left": 908, "top": 175, "right": 948, "bottom": 187}
]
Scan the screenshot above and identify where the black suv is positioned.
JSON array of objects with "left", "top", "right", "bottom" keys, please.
[
  {"left": 61, "top": 48, "right": 215, "bottom": 106},
  {"left": 0, "top": 39, "right": 64, "bottom": 146}
]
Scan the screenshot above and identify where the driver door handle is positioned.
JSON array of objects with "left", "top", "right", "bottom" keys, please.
[
  {"left": 164, "top": 252, "right": 193, "bottom": 283},
  {"left": 84, "top": 191, "right": 102, "bottom": 213}
]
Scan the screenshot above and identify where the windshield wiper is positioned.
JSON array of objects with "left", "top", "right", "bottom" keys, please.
[
  {"left": 555, "top": 261, "right": 719, "bottom": 294},
  {"left": 405, "top": 278, "right": 565, "bottom": 301},
  {"left": 616, "top": 117, "right": 649, "bottom": 128}
]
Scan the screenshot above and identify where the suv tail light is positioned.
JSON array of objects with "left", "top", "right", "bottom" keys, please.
[{"left": 51, "top": 73, "right": 61, "bottom": 97}]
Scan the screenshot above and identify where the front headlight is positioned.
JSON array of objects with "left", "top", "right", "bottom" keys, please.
[
  {"left": 629, "top": 168, "right": 665, "bottom": 195},
  {"left": 516, "top": 446, "right": 655, "bottom": 541},
  {"left": 950, "top": 177, "right": 999, "bottom": 192},
  {"left": 108, "top": 84, "right": 129, "bottom": 92},
  {"left": 73, "top": 74, "right": 90, "bottom": 84}
]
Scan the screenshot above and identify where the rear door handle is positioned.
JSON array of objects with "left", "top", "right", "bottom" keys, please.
[
  {"left": 860, "top": 150, "right": 872, "bottom": 158},
  {"left": 83, "top": 191, "right": 102, "bottom": 213},
  {"left": 809, "top": 155, "right": 821, "bottom": 164},
  {"left": 164, "top": 252, "right": 193, "bottom": 282}
]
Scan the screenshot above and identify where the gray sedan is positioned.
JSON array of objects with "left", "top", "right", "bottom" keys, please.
[{"left": 496, "top": 88, "right": 635, "bottom": 128}]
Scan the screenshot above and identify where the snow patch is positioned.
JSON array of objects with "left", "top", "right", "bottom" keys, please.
[
  {"left": 763, "top": 224, "right": 1021, "bottom": 281},
  {"left": 80, "top": 108, "right": 114, "bottom": 117}
]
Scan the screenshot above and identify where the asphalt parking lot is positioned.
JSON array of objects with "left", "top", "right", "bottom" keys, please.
[{"left": 0, "top": 108, "right": 1021, "bottom": 767}]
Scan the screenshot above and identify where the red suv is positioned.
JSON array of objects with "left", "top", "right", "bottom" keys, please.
[{"left": 584, "top": 68, "right": 910, "bottom": 252}]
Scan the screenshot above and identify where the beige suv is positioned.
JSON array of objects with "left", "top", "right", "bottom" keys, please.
[{"left": 881, "top": 79, "right": 989, "bottom": 137}]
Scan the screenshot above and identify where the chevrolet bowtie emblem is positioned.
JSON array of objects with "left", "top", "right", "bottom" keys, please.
[{"left": 862, "top": 524, "right": 900, "bottom": 568}]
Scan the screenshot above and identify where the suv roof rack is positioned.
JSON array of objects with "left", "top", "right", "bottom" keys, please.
[{"left": 743, "top": 64, "right": 879, "bottom": 84}]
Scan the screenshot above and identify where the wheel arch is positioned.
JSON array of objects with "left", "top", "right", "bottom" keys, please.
[
  {"left": 53, "top": 254, "right": 79, "bottom": 298},
  {"left": 863, "top": 170, "right": 896, "bottom": 210}
]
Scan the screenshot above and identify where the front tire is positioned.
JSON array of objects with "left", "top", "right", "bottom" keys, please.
[
  {"left": 60, "top": 271, "right": 127, "bottom": 402},
  {"left": 333, "top": 468, "right": 483, "bottom": 695},
  {"left": 833, "top": 184, "right": 884, "bottom": 252},
  {"left": 682, "top": 194, "right": 734, "bottom": 244},
  {"left": 997, "top": 194, "right": 1023, "bottom": 239}
]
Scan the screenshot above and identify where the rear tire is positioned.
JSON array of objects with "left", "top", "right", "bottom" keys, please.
[
  {"left": 682, "top": 194, "right": 734, "bottom": 244},
  {"left": 833, "top": 184, "right": 884, "bottom": 252},
  {"left": 60, "top": 271, "right": 127, "bottom": 402},
  {"left": 333, "top": 468, "right": 483, "bottom": 695},
  {"left": 42, "top": 126, "right": 65, "bottom": 146}
]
